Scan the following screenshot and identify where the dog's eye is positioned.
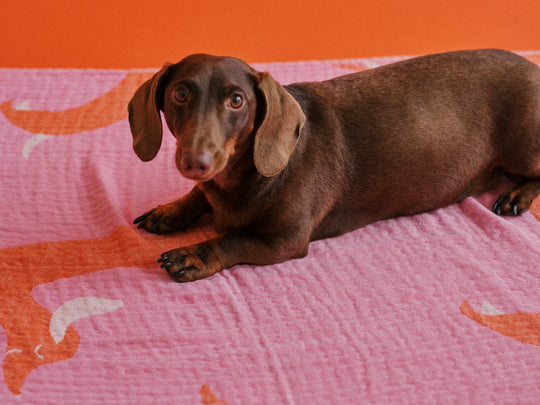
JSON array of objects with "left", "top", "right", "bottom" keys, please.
[
  {"left": 174, "top": 88, "right": 189, "bottom": 103},
  {"left": 229, "top": 94, "right": 244, "bottom": 109}
]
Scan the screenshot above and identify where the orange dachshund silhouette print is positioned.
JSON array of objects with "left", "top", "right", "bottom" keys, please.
[
  {"left": 201, "top": 383, "right": 229, "bottom": 405},
  {"left": 460, "top": 301, "right": 540, "bottom": 346},
  {"left": 0, "top": 226, "right": 212, "bottom": 395},
  {"left": 334, "top": 63, "right": 368, "bottom": 72},
  {"left": 524, "top": 54, "right": 540, "bottom": 65},
  {"left": 0, "top": 71, "right": 151, "bottom": 158}
]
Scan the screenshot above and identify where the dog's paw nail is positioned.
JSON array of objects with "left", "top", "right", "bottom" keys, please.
[
  {"left": 160, "top": 262, "right": 173, "bottom": 269},
  {"left": 157, "top": 256, "right": 168, "bottom": 263},
  {"left": 512, "top": 204, "right": 519, "bottom": 216},
  {"left": 492, "top": 202, "right": 501, "bottom": 215},
  {"left": 172, "top": 270, "right": 185, "bottom": 281}
]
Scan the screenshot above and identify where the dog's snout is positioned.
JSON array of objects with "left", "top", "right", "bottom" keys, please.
[{"left": 180, "top": 151, "right": 214, "bottom": 178}]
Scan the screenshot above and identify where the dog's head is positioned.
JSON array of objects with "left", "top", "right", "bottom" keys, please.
[{"left": 128, "top": 54, "right": 306, "bottom": 181}]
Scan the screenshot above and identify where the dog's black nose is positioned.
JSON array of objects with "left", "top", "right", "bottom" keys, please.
[{"left": 180, "top": 151, "right": 213, "bottom": 178}]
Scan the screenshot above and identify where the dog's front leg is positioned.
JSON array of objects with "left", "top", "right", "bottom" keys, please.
[
  {"left": 158, "top": 230, "right": 310, "bottom": 282},
  {"left": 134, "top": 186, "right": 212, "bottom": 234}
]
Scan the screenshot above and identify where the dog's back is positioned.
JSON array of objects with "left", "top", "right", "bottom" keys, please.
[{"left": 285, "top": 49, "right": 540, "bottom": 237}]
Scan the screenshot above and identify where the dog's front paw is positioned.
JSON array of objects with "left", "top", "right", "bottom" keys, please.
[
  {"left": 157, "top": 245, "right": 222, "bottom": 282},
  {"left": 134, "top": 202, "right": 194, "bottom": 234}
]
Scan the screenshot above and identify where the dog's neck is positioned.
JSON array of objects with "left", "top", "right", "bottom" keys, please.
[
  {"left": 200, "top": 144, "right": 289, "bottom": 204},
  {"left": 200, "top": 137, "right": 257, "bottom": 192}
]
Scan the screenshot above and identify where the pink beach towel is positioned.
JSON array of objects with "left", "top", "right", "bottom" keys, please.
[{"left": 1, "top": 53, "right": 539, "bottom": 404}]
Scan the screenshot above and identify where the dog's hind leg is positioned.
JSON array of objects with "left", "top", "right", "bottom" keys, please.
[
  {"left": 494, "top": 129, "right": 540, "bottom": 216},
  {"left": 493, "top": 144, "right": 540, "bottom": 216},
  {"left": 492, "top": 58, "right": 540, "bottom": 216},
  {"left": 493, "top": 179, "right": 540, "bottom": 215}
]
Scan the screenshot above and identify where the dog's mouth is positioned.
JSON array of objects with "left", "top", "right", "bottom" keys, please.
[{"left": 180, "top": 171, "right": 212, "bottom": 181}]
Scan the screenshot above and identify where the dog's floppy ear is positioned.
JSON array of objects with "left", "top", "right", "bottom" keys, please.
[
  {"left": 128, "top": 63, "right": 172, "bottom": 161},
  {"left": 254, "top": 73, "right": 306, "bottom": 177}
]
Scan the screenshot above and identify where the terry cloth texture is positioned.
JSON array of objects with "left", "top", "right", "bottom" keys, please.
[{"left": 1, "top": 53, "right": 540, "bottom": 404}]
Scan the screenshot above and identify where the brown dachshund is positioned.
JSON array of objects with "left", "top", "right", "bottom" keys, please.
[{"left": 128, "top": 49, "right": 540, "bottom": 282}]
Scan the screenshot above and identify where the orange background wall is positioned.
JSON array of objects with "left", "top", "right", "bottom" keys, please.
[{"left": 1, "top": 0, "right": 539, "bottom": 68}]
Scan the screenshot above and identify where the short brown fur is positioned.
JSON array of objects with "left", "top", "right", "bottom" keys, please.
[{"left": 128, "top": 50, "right": 540, "bottom": 282}]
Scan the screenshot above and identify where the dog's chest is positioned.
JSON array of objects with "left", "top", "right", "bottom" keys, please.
[{"left": 199, "top": 183, "right": 259, "bottom": 233}]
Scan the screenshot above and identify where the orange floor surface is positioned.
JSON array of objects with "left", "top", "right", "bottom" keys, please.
[{"left": 1, "top": 0, "right": 539, "bottom": 68}]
